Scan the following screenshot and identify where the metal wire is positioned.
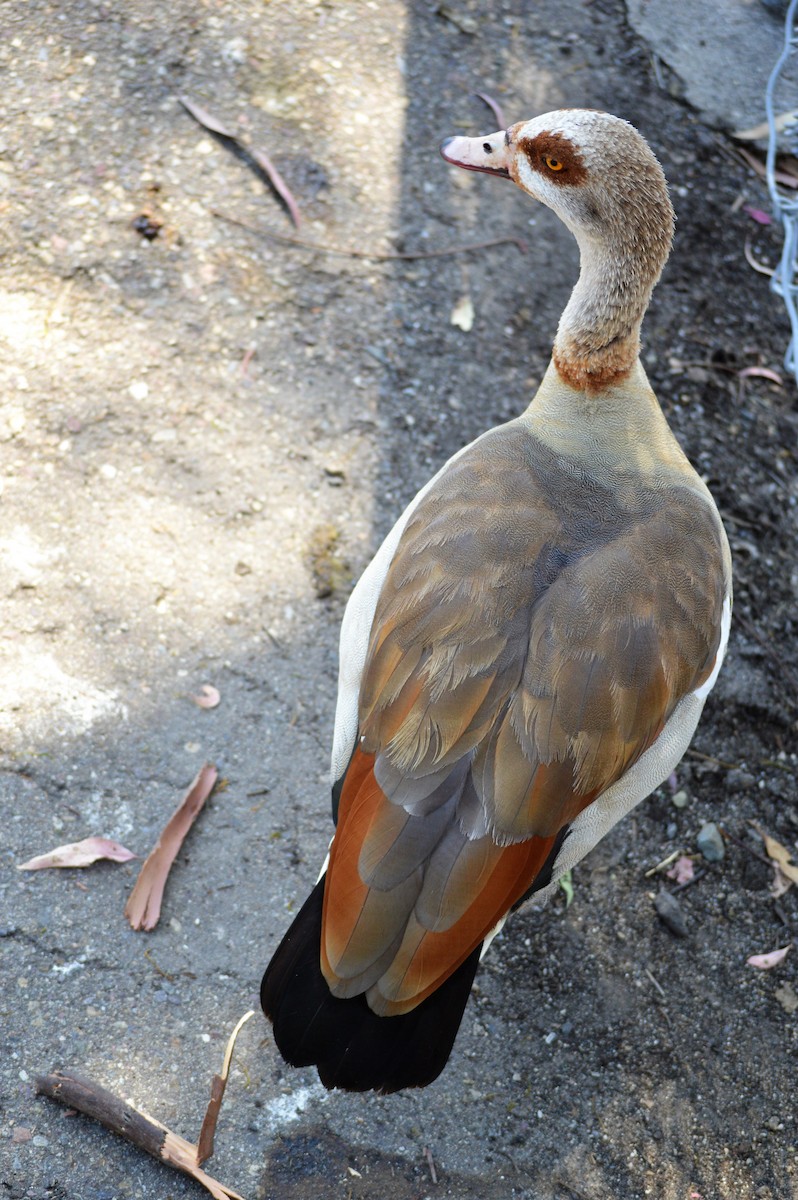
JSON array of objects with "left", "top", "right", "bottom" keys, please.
[{"left": 765, "top": 0, "right": 798, "bottom": 383}]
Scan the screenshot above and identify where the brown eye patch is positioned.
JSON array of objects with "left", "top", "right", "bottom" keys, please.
[{"left": 518, "top": 130, "right": 587, "bottom": 186}]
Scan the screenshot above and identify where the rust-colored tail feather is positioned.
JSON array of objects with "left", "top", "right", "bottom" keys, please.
[{"left": 260, "top": 878, "right": 481, "bottom": 1093}]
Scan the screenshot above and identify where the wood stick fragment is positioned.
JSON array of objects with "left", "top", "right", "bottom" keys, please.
[
  {"left": 197, "top": 1010, "right": 255, "bottom": 1165},
  {"left": 35, "top": 1070, "right": 244, "bottom": 1200},
  {"left": 125, "top": 763, "right": 218, "bottom": 931}
]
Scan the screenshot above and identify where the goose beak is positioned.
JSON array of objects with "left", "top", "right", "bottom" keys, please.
[{"left": 440, "top": 130, "right": 512, "bottom": 178}]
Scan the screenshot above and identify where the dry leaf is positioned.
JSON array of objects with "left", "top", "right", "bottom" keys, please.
[
  {"left": 775, "top": 982, "right": 798, "bottom": 1014},
  {"left": 18, "top": 837, "right": 137, "bottom": 871},
  {"left": 192, "top": 685, "right": 221, "bottom": 709},
  {"left": 737, "top": 145, "right": 798, "bottom": 189},
  {"left": 666, "top": 855, "right": 694, "bottom": 886},
  {"left": 125, "top": 764, "right": 218, "bottom": 931},
  {"left": 743, "top": 206, "right": 772, "bottom": 226},
  {"left": 475, "top": 91, "right": 506, "bottom": 130},
  {"left": 450, "top": 294, "right": 475, "bottom": 331},
  {"left": 179, "top": 95, "right": 302, "bottom": 228},
  {"left": 738, "top": 366, "right": 783, "bottom": 385},
  {"left": 752, "top": 823, "right": 798, "bottom": 885},
  {"left": 196, "top": 1010, "right": 254, "bottom": 1165},
  {"left": 747, "top": 945, "right": 791, "bottom": 970},
  {"left": 734, "top": 110, "right": 798, "bottom": 141}
]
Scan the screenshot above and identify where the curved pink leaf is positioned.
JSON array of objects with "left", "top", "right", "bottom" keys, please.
[{"left": 19, "top": 837, "right": 137, "bottom": 870}]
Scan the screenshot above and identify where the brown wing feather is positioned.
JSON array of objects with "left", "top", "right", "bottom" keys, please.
[
  {"left": 323, "top": 422, "right": 727, "bottom": 1014},
  {"left": 322, "top": 746, "right": 559, "bottom": 1014}
]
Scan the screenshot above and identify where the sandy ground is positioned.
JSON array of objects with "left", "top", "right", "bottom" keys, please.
[{"left": 2, "top": 2, "right": 797, "bottom": 1198}]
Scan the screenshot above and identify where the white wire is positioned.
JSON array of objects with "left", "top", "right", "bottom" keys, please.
[{"left": 764, "top": 0, "right": 798, "bottom": 383}]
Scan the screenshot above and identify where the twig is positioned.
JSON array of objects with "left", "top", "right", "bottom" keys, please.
[
  {"left": 672, "top": 867, "right": 706, "bottom": 892},
  {"left": 211, "top": 207, "right": 527, "bottom": 260},
  {"left": 685, "top": 748, "right": 739, "bottom": 770},
  {"left": 644, "top": 850, "right": 680, "bottom": 877},
  {"left": 719, "top": 825, "right": 774, "bottom": 868},
  {"left": 35, "top": 1070, "right": 244, "bottom": 1200},
  {"left": 744, "top": 235, "right": 775, "bottom": 277},
  {"left": 197, "top": 1010, "right": 255, "bottom": 1166},
  {"left": 644, "top": 967, "right": 666, "bottom": 998},
  {"left": 422, "top": 1145, "right": 439, "bottom": 1185},
  {"left": 239, "top": 346, "right": 256, "bottom": 378},
  {"left": 144, "top": 948, "right": 175, "bottom": 982}
]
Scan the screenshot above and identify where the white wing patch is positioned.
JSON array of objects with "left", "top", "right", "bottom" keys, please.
[{"left": 694, "top": 594, "right": 731, "bottom": 701}]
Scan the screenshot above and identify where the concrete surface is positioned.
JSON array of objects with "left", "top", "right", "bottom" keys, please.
[
  {"left": 2, "top": 2, "right": 797, "bottom": 1199},
  {"left": 626, "top": 0, "right": 798, "bottom": 136}
]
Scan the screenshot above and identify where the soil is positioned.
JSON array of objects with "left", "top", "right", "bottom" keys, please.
[{"left": 1, "top": 2, "right": 797, "bottom": 1199}]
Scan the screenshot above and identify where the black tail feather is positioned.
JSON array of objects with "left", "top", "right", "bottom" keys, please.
[{"left": 261, "top": 878, "right": 481, "bottom": 1093}]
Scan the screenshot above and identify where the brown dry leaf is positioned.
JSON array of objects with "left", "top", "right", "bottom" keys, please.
[
  {"left": 775, "top": 982, "right": 798, "bottom": 1014},
  {"left": 196, "top": 1010, "right": 255, "bottom": 1166},
  {"left": 747, "top": 945, "right": 791, "bottom": 970},
  {"left": 751, "top": 822, "right": 798, "bottom": 886},
  {"left": 737, "top": 145, "right": 798, "bottom": 189},
  {"left": 125, "top": 764, "right": 218, "bottom": 931},
  {"left": 666, "top": 855, "right": 695, "bottom": 885},
  {"left": 192, "top": 685, "right": 221, "bottom": 709},
  {"left": 18, "top": 837, "right": 137, "bottom": 871}
]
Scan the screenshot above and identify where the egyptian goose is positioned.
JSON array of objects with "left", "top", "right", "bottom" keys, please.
[{"left": 260, "top": 110, "right": 732, "bottom": 1093}]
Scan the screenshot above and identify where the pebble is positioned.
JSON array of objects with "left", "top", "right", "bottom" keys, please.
[
  {"left": 697, "top": 821, "right": 725, "bottom": 862},
  {"left": 32, "top": 1135, "right": 48, "bottom": 1147},
  {"left": 671, "top": 789, "right": 689, "bottom": 808},
  {"left": 727, "top": 769, "right": 755, "bottom": 794},
  {"left": 654, "top": 889, "right": 688, "bottom": 937}
]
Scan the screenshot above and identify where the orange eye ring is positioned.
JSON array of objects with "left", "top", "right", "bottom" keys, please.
[{"left": 545, "top": 156, "right": 564, "bottom": 171}]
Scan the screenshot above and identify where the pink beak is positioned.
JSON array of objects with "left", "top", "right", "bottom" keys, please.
[{"left": 440, "top": 130, "right": 512, "bottom": 178}]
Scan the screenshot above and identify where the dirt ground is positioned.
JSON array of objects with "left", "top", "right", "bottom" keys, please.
[{"left": 2, "top": 2, "right": 797, "bottom": 1199}]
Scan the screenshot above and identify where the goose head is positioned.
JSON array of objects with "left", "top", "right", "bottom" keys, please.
[{"left": 441, "top": 110, "right": 675, "bottom": 391}]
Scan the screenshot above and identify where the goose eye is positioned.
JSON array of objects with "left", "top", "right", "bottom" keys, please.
[{"left": 545, "top": 156, "right": 564, "bottom": 171}]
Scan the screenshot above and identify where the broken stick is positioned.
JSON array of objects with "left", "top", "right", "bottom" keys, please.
[{"left": 35, "top": 1070, "right": 244, "bottom": 1200}]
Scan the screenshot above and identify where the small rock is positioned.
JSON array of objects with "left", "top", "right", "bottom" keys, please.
[
  {"left": 128, "top": 379, "right": 149, "bottom": 401},
  {"left": 654, "top": 889, "right": 688, "bottom": 937},
  {"left": 727, "top": 769, "right": 755, "bottom": 794},
  {"left": 671, "top": 789, "right": 689, "bottom": 808},
  {"left": 697, "top": 821, "right": 725, "bottom": 862},
  {"left": 32, "top": 1135, "right": 48, "bottom": 1147}
]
